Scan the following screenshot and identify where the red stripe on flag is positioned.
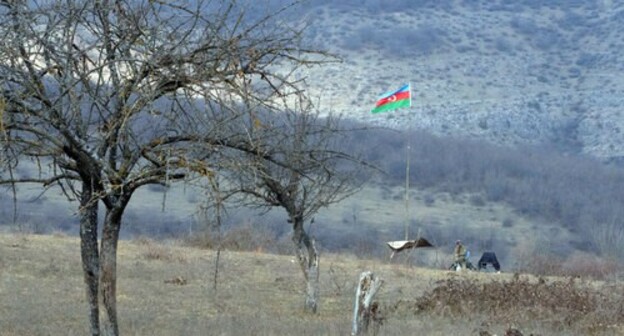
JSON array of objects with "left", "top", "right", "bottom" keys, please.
[{"left": 375, "top": 91, "right": 411, "bottom": 107}]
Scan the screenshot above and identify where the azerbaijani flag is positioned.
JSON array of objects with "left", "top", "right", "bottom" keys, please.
[{"left": 371, "top": 84, "right": 412, "bottom": 114}]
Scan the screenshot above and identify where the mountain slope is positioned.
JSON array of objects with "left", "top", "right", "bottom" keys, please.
[{"left": 299, "top": 0, "right": 624, "bottom": 161}]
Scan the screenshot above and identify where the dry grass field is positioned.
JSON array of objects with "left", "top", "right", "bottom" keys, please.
[{"left": 1, "top": 232, "right": 624, "bottom": 336}]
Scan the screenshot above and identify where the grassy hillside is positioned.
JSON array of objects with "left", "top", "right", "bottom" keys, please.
[
  {"left": 5, "top": 121, "right": 624, "bottom": 278},
  {"left": 0, "top": 169, "right": 577, "bottom": 272},
  {"left": 298, "top": 0, "right": 624, "bottom": 161},
  {"left": 1, "top": 233, "right": 623, "bottom": 335},
  {"left": 3, "top": 136, "right": 622, "bottom": 274}
]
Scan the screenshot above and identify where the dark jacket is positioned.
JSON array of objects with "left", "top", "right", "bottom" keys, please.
[{"left": 477, "top": 251, "right": 500, "bottom": 271}]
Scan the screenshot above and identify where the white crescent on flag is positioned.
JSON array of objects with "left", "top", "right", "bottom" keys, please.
[{"left": 370, "top": 83, "right": 411, "bottom": 114}]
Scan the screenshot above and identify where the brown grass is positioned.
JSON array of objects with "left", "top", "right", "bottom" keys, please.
[
  {"left": 390, "top": 273, "right": 624, "bottom": 335},
  {"left": 1, "top": 233, "right": 623, "bottom": 335}
]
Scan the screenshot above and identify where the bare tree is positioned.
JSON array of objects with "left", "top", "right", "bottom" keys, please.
[
  {"left": 0, "top": 122, "right": 18, "bottom": 224},
  {"left": 208, "top": 96, "right": 370, "bottom": 313},
  {"left": 0, "top": 0, "right": 332, "bottom": 334}
]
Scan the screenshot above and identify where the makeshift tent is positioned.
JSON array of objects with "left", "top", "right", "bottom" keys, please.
[
  {"left": 386, "top": 238, "right": 434, "bottom": 259},
  {"left": 477, "top": 251, "right": 501, "bottom": 272}
]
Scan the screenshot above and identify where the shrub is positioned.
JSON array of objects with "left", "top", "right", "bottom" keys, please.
[
  {"left": 423, "top": 194, "right": 435, "bottom": 207},
  {"left": 389, "top": 275, "right": 624, "bottom": 333},
  {"left": 502, "top": 218, "right": 514, "bottom": 228},
  {"left": 562, "top": 253, "right": 620, "bottom": 280},
  {"left": 469, "top": 195, "right": 486, "bottom": 207},
  {"left": 186, "top": 223, "right": 280, "bottom": 254}
]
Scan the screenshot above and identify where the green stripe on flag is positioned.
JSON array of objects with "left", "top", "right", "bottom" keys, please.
[{"left": 371, "top": 99, "right": 411, "bottom": 114}]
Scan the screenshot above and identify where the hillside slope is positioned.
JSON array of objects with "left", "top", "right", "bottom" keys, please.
[
  {"left": 300, "top": 0, "right": 624, "bottom": 161},
  {"left": 1, "top": 233, "right": 622, "bottom": 335}
]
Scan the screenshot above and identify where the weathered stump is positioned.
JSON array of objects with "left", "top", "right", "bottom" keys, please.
[{"left": 351, "top": 271, "right": 384, "bottom": 335}]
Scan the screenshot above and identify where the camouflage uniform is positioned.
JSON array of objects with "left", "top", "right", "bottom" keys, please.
[{"left": 454, "top": 241, "right": 467, "bottom": 269}]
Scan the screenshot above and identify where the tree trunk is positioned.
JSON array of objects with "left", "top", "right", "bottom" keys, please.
[
  {"left": 80, "top": 181, "right": 100, "bottom": 336},
  {"left": 100, "top": 205, "right": 124, "bottom": 336},
  {"left": 351, "top": 271, "right": 384, "bottom": 336},
  {"left": 292, "top": 217, "right": 320, "bottom": 313}
]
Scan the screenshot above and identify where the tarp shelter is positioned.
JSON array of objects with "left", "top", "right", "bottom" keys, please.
[
  {"left": 386, "top": 238, "right": 434, "bottom": 259},
  {"left": 477, "top": 251, "right": 501, "bottom": 271}
]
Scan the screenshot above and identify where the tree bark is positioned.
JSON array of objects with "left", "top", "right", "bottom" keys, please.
[
  {"left": 100, "top": 205, "right": 124, "bottom": 336},
  {"left": 292, "top": 217, "right": 320, "bottom": 314},
  {"left": 351, "top": 271, "right": 384, "bottom": 336},
  {"left": 80, "top": 181, "right": 100, "bottom": 336}
]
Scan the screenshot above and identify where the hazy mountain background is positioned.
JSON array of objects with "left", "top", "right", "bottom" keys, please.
[
  {"left": 301, "top": 0, "right": 624, "bottom": 161},
  {"left": 3, "top": 0, "right": 624, "bottom": 269}
]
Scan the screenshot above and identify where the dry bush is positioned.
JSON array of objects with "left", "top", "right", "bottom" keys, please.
[
  {"left": 516, "top": 253, "right": 565, "bottom": 276},
  {"left": 220, "top": 225, "right": 277, "bottom": 252},
  {"left": 51, "top": 230, "right": 67, "bottom": 238},
  {"left": 136, "top": 237, "right": 187, "bottom": 263},
  {"left": 38, "top": 257, "right": 62, "bottom": 276},
  {"left": 185, "top": 224, "right": 285, "bottom": 253},
  {"left": 327, "top": 263, "right": 351, "bottom": 295},
  {"left": 561, "top": 253, "right": 620, "bottom": 280},
  {"left": 143, "top": 244, "right": 173, "bottom": 261},
  {"left": 388, "top": 275, "right": 624, "bottom": 334},
  {"left": 515, "top": 245, "right": 622, "bottom": 280}
]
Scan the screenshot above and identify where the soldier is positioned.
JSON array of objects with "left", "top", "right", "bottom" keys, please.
[{"left": 454, "top": 240, "right": 467, "bottom": 270}]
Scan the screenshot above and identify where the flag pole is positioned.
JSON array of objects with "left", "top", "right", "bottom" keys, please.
[
  {"left": 404, "top": 83, "right": 412, "bottom": 240},
  {"left": 404, "top": 129, "right": 410, "bottom": 240},
  {"left": 370, "top": 83, "right": 413, "bottom": 241}
]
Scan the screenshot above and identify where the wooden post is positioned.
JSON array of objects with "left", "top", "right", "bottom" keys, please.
[{"left": 351, "top": 271, "right": 384, "bottom": 336}]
